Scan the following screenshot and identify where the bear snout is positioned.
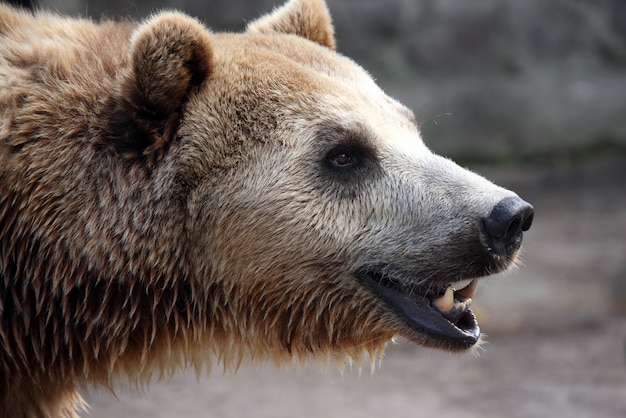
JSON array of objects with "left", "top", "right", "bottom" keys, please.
[{"left": 481, "top": 196, "right": 534, "bottom": 256}]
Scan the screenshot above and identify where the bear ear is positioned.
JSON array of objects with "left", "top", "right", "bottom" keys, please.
[
  {"left": 106, "top": 12, "right": 213, "bottom": 158},
  {"left": 247, "top": 0, "right": 336, "bottom": 50}
]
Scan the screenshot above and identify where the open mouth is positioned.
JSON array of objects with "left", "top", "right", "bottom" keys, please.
[{"left": 360, "top": 272, "right": 482, "bottom": 349}]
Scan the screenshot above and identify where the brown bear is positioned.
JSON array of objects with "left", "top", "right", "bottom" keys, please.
[{"left": 0, "top": 0, "right": 534, "bottom": 416}]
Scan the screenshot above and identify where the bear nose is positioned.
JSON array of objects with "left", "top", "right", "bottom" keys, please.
[{"left": 482, "top": 196, "right": 534, "bottom": 256}]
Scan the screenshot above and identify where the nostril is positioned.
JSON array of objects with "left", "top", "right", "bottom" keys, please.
[
  {"left": 521, "top": 209, "right": 534, "bottom": 232},
  {"left": 506, "top": 218, "right": 521, "bottom": 239},
  {"left": 482, "top": 196, "right": 534, "bottom": 255}
]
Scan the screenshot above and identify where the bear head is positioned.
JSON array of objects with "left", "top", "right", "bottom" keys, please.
[{"left": 0, "top": 2, "right": 534, "bottom": 412}]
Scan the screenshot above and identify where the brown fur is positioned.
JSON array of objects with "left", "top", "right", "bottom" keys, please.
[
  {"left": 0, "top": 0, "right": 528, "bottom": 416},
  {"left": 0, "top": 1, "right": 391, "bottom": 416}
]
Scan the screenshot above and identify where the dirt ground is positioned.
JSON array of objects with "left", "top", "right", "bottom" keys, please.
[{"left": 82, "top": 157, "right": 626, "bottom": 418}]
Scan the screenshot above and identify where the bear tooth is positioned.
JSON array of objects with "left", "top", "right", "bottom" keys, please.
[
  {"left": 456, "top": 279, "right": 478, "bottom": 299},
  {"left": 433, "top": 286, "right": 454, "bottom": 312},
  {"left": 452, "top": 298, "right": 472, "bottom": 311}
]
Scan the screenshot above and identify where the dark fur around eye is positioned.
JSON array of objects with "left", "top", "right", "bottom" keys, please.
[{"left": 320, "top": 139, "right": 380, "bottom": 192}]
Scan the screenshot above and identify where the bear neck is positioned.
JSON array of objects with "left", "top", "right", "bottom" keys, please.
[{"left": 0, "top": 161, "right": 221, "bottom": 411}]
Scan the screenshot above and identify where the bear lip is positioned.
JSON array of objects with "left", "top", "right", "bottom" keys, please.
[{"left": 359, "top": 271, "right": 481, "bottom": 349}]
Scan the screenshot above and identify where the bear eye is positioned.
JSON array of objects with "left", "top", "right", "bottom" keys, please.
[{"left": 329, "top": 152, "right": 355, "bottom": 167}]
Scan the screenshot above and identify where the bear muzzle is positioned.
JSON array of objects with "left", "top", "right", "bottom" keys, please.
[{"left": 357, "top": 195, "right": 534, "bottom": 350}]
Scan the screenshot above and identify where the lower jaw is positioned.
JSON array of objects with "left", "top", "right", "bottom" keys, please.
[
  {"left": 361, "top": 276, "right": 481, "bottom": 350},
  {"left": 392, "top": 292, "right": 480, "bottom": 350}
]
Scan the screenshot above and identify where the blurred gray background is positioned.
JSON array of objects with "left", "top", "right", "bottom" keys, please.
[{"left": 10, "top": 0, "right": 626, "bottom": 417}]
